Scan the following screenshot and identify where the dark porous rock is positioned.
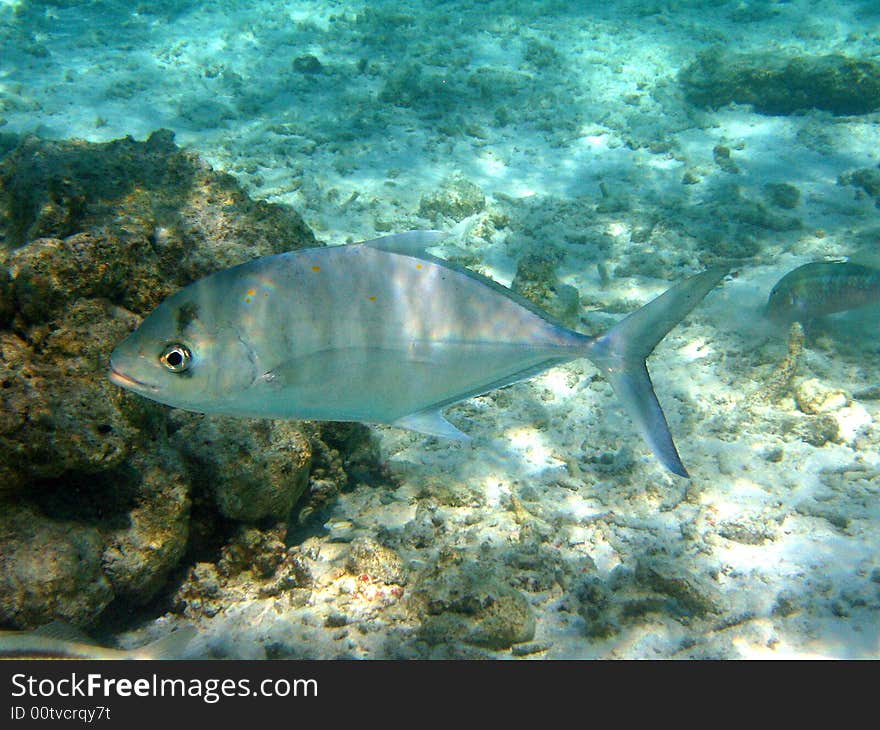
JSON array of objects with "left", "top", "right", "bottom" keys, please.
[
  {"left": 413, "top": 565, "right": 536, "bottom": 650},
  {"left": 680, "top": 48, "right": 880, "bottom": 116},
  {"left": 717, "top": 516, "right": 778, "bottom": 545},
  {"left": 0, "top": 503, "right": 114, "bottom": 628},
  {"left": 0, "top": 300, "right": 139, "bottom": 498},
  {"left": 0, "top": 131, "right": 328, "bottom": 628},
  {"left": 182, "top": 418, "right": 311, "bottom": 523},
  {"left": 217, "top": 526, "right": 288, "bottom": 580},
  {"left": 294, "top": 422, "right": 382, "bottom": 524},
  {"left": 0, "top": 266, "right": 12, "bottom": 327},
  {"left": 0, "top": 130, "right": 315, "bottom": 294},
  {"left": 101, "top": 450, "right": 191, "bottom": 603}
]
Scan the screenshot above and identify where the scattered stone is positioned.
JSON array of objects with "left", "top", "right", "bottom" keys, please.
[
  {"left": 853, "top": 384, "right": 880, "bottom": 400},
  {"left": 680, "top": 49, "right": 880, "bottom": 115},
  {"left": 635, "top": 558, "right": 722, "bottom": 617},
  {"left": 794, "top": 378, "right": 848, "bottom": 415},
  {"left": 346, "top": 536, "right": 407, "bottom": 585},
  {"left": 217, "top": 527, "right": 287, "bottom": 580},
  {"left": 413, "top": 565, "right": 536, "bottom": 650},
  {"left": 771, "top": 590, "right": 799, "bottom": 617},
  {"left": 175, "top": 532, "right": 313, "bottom": 620},
  {"left": 292, "top": 55, "right": 324, "bottom": 74},
  {"left": 713, "top": 144, "right": 739, "bottom": 174},
  {"left": 325, "top": 612, "right": 348, "bottom": 628},
  {"left": 795, "top": 502, "right": 850, "bottom": 530},
  {"left": 839, "top": 167, "right": 880, "bottom": 204},
  {"left": 511, "top": 248, "right": 580, "bottom": 326},
  {"left": 510, "top": 641, "right": 551, "bottom": 657},
  {"left": 793, "top": 414, "right": 841, "bottom": 447},
  {"left": 765, "top": 182, "right": 801, "bottom": 209},
  {"left": 418, "top": 177, "right": 486, "bottom": 223},
  {"left": 717, "top": 515, "right": 778, "bottom": 545}
]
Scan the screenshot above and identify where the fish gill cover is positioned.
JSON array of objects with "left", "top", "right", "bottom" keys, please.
[{"left": 0, "top": 0, "right": 879, "bottom": 659}]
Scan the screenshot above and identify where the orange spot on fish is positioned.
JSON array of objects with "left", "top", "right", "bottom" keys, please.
[
  {"left": 416, "top": 263, "right": 423, "bottom": 270},
  {"left": 312, "top": 265, "right": 321, "bottom": 272},
  {"left": 247, "top": 288, "right": 256, "bottom": 297},
  {"left": 368, "top": 295, "right": 377, "bottom": 301}
]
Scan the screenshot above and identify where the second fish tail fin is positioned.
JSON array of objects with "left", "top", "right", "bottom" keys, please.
[{"left": 585, "top": 267, "right": 727, "bottom": 477}]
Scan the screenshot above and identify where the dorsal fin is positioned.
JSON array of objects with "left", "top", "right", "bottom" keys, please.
[{"left": 365, "top": 230, "right": 572, "bottom": 329}]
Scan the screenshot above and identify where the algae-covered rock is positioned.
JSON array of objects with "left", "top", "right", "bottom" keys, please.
[
  {"left": 634, "top": 558, "right": 722, "bottom": 617},
  {"left": 0, "top": 300, "right": 138, "bottom": 498},
  {"left": 418, "top": 177, "right": 486, "bottom": 223},
  {"left": 792, "top": 413, "right": 841, "bottom": 447},
  {"left": 1, "top": 131, "right": 315, "bottom": 307},
  {"left": 511, "top": 248, "right": 580, "bottom": 326},
  {"left": 413, "top": 565, "right": 536, "bottom": 650},
  {"left": 175, "top": 527, "right": 313, "bottom": 620},
  {"left": 346, "top": 536, "right": 407, "bottom": 585},
  {"left": 765, "top": 182, "right": 801, "bottom": 210},
  {"left": 839, "top": 167, "right": 880, "bottom": 204},
  {"left": 794, "top": 378, "right": 848, "bottom": 416},
  {"left": 717, "top": 516, "right": 779, "bottom": 546},
  {"left": 0, "top": 131, "right": 325, "bottom": 627},
  {"left": 693, "top": 185, "right": 800, "bottom": 261},
  {"left": 182, "top": 418, "right": 311, "bottom": 523},
  {"left": 0, "top": 266, "right": 12, "bottom": 327},
  {"left": 576, "top": 574, "right": 617, "bottom": 639},
  {"left": 0, "top": 503, "right": 114, "bottom": 628},
  {"left": 101, "top": 450, "right": 191, "bottom": 603},
  {"left": 680, "top": 49, "right": 880, "bottom": 116}
]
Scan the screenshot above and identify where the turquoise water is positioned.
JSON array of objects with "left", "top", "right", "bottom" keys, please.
[{"left": 1, "top": 0, "right": 879, "bottom": 659}]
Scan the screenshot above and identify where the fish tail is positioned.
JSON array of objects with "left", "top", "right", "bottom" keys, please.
[
  {"left": 130, "top": 626, "right": 197, "bottom": 660},
  {"left": 584, "top": 268, "right": 726, "bottom": 477}
]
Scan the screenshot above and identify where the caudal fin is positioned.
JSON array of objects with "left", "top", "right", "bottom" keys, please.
[{"left": 586, "top": 268, "right": 726, "bottom": 477}]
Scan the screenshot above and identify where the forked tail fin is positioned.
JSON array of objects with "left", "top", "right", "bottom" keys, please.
[{"left": 585, "top": 268, "right": 726, "bottom": 477}]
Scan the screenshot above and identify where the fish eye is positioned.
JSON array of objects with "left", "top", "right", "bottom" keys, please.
[{"left": 159, "top": 343, "right": 192, "bottom": 372}]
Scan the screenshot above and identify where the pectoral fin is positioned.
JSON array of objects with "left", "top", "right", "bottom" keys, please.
[{"left": 393, "top": 410, "right": 471, "bottom": 440}]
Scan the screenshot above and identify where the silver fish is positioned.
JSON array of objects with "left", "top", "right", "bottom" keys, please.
[
  {"left": 766, "top": 260, "right": 880, "bottom": 325},
  {"left": 0, "top": 622, "right": 196, "bottom": 660},
  {"left": 109, "top": 232, "right": 725, "bottom": 477}
]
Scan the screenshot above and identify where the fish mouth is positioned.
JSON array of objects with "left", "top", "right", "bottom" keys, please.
[{"left": 108, "top": 364, "right": 160, "bottom": 392}]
